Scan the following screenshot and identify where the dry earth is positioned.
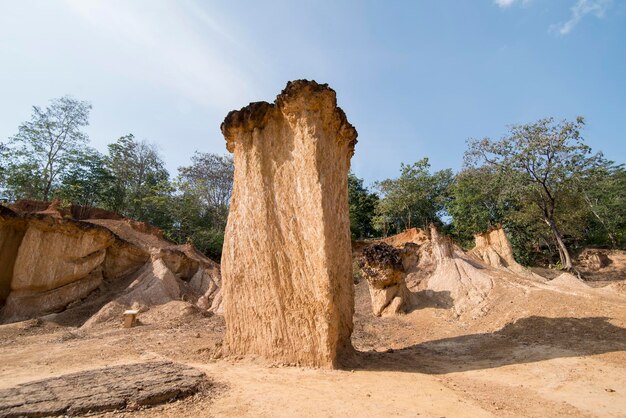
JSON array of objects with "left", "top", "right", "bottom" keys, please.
[
  {"left": 0, "top": 269, "right": 624, "bottom": 417},
  {"left": 1, "top": 204, "right": 625, "bottom": 417}
]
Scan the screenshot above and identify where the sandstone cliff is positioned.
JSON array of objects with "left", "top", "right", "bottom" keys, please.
[
  {"left": 469, "top": 226, "right": 525, "bottom": 273},
  {"left": 0, "top": 201, "right": 222, "bottom": 325},
  {"left": 220, "top": 80, "right": 357, "bottom": 368}
]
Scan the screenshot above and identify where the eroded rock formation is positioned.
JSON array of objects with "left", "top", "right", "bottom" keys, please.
[
  {"left": 577, "top": 249, "right": 611, "bottom": 271},
  {"left": 469, "top": 226, "right": 545, "bottom": 282},
  {"left": 360, "top": 243, "right": 410, "bottom": 316},
  {"left": 374, "top": 225, "right": 495, "bottom": 315},
  {"left": 425, "top": 226, "right": 494, "bottom": 315},
  {"left": 0, "top": 201, "right": 222, "bottom": 324},
  {"left": 220, "top": 80, "right": 357, "bottom": 368},
  {"left": 469, "top": 226, "right": 525, "bottom": 273}
]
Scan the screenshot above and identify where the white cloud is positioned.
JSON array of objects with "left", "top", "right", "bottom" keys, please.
[
  {"left": 495, "top": 0, "right": 517, "bottom": 8},
  {"left": 494, "top": 0, "right": 532, "bottom": 8},
  {"left": 551, "top": 0, "right": 612, "bottom": 35},
  {"left": 495, "top": 0, "right": 612, "bottom": 35},
  {"left": 62, "top": 0, "right": 263, "bottom": 109}
]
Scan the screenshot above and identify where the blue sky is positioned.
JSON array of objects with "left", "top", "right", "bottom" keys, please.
[{"left": 1, "top": 0, "right": 624, "bottom": 185}]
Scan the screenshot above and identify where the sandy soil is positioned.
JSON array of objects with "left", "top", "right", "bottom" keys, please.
[{"left": 1, "top": 268, "right": 625, "bottom": 418}]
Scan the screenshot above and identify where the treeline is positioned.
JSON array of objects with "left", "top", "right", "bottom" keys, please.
[
  {"left": 2, "top": 97, "right": 625, "bottom": 268},
  {"left": 0, "top": 96, "right": 232, "bottom": 260},
  {"left": 348, "top": 117, "right": 626, "bottom": 269}
]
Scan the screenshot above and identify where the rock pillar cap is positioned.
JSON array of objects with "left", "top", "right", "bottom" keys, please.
[{"left": 221, "top": 79, "right": 358, "bottom": 155}]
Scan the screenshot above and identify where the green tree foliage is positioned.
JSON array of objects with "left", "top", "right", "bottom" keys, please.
[
  {"left": 347, "top": 173, "right": 379, "bottom": 240},
  {"left": 171, "top": 152, "right": 234, "bottom": 260},
  {"left": 577, "top": 163, "right": 626, "bottom": 248},
  {"left": 105, "top": 134, "right": 173, "bottom": 229},
  {"left": 2, "top": 97, "right": 239, "bottom": 261},
  {"left": 374, "top": 158, "right": 453, "bottom": 235},
  {"left": 446, "top": 166, "right": 505, "bottom": 245},
  {"left": 465, "top": 117, "right": 606, "bottom": 269},
  {"left": 0, "top": 96, "right": 92, "bottom": 201},
  {"left": 55, "top": 148, "right": 114, "bottom": 208}
]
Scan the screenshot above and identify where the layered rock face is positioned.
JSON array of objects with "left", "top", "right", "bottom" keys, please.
[
  {"left": 0, "top": 207, "right": 26, "bottom": 305},
  {"left": 221, "top": 80, "right": 357, "bottom": 368},
  {"left": 0, "top": 202, "right": 223, "bottom": 324},
  {"left": 469, "top": 226, "right": 525, "bottom": 273},
  {"left": 2, "top": 212, "right": 118, "bottom": 320},
  {"left": 360, "top": 243, "right": 410, "bottom": 316}
]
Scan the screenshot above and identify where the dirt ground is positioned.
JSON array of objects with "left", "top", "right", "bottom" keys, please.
[{"left": 1, "top": 268, "right": 625, "bottom": 418}]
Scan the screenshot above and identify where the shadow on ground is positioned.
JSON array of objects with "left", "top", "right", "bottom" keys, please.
[
  {"left": 348, "top": 316, "right": 626, "bottom": 374},
  {"left": 408, "top": 289, "right": 454, "bottom": 310}
]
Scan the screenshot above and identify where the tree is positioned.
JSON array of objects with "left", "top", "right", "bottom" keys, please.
[
  {"left": 465, "top": 117, "right": 603, "bottom": 270},
  {"left": 176, "top": 152, "right": 234, "bottom": 231},
  {"left": 171, "top": 152, "right": 235, "bottom": 260},
  {"left": 577, "top": 162, "right": 626, "bottom": 248},
  {"left": 1, "top": 96, "right": 91, "bottom": 201},
  {"left": 105, "top": 134, "right": 173, "bottom": 229},
  {"left": 446, "top": 166, "right": 505, "bottom": 245},
  {"left": 347, "top": 173, "right": 379, "bottom": 240},
  {"left": 375, "top": 158, "right": 453, "bottom": 235},
  {"left": 55, "top": 148, "right": 114, "bottom": 209}
]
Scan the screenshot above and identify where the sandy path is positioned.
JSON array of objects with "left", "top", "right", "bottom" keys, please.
[{"left": 195, "top": 362, "right": 493, "bottom": 417}]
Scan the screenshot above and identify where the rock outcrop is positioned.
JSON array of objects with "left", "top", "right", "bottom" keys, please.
[
  {"left": 0, "top": 207, "right": 26, "bottom": 305},
  {"left": 360, "top": 243, "right": 410, "bottom": 316},
  {"left": 377, "top": 226, "right": 495, "bottom": 315},
  {"left": 469, "top": 226, "right": 525, "bottom": 274},
  {"left": 577, "top": 249, "right": 611, "bottom": 271},
  {"left": 220, "top": 80, "right": 357, "bottom": 368},
  {"left": 469, "top": 226, "right": 545, "bottom": 282},
  {"left": 0, "top": 201, "right": 222, "bottom": 324}
]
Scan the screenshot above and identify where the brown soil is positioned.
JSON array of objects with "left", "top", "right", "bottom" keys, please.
[
  {"left": 0, "top": 265, "right": 625, "bottom": 417},
  {"left": 1, "top": 222, "right": 625, "bottom": 416}
]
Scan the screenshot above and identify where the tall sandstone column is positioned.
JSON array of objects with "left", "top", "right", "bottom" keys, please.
[{"left": 220, "top": 80, "right": 357, "bottom": 368}]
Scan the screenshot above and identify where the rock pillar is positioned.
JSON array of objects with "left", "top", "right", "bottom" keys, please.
[{"left": 220, "top": 80, "right": 357, "bottom": 368}]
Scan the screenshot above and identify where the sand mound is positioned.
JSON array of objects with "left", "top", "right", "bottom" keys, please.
[
  {"left": 549, "top": 272, "right": 591, "bottom": 290},
  {"left": 419, "top": 227, "right": 494, "bottom": 315}
]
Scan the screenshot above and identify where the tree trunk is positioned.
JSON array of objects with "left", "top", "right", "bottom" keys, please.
[{"left": 545, "top": 218, "right": 573, "bottom": 270}]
